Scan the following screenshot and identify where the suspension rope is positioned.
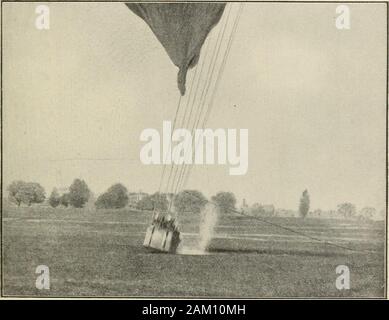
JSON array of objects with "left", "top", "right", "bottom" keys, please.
[
  {"left": 164, "top": 31, "right": 211, "bottom": 199},
  {"left": 163, "top": 47, "right": 204, "bottom": 198},
  {"left": 155, "top": 45, "right": 205, "bottom": 216},
  {"left": 168, "top": 5, "right": 233, "bottom": 208},
  {"left": 148, "top": 4, "right": 376, "bottom": 256},
  {"left": 172, "top": 5, "right": 234, "bottom": 202},
  {"left": 155, "top": 4, "right": 243, "bottom": 217},
  {"left": 202, "top": 3, "right": 244, "bottom": 129},
  {"left": 150, "top": 4, "right": 376, "bottom": 256},
  {"left": 179, "top": 4, "right": 244, "bottom": 193},
  {"left": 177, "top": 190, "right": 378, "bottom": 254},
  {"left": 153, "top": 93, "right": 183, "bottom": 218}
]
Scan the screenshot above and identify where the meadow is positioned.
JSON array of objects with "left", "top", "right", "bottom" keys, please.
[{"left": 2, "top": 205, "right": 386, "bottom": 298}]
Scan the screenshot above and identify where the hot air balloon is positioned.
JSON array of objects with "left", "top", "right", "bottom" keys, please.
[
  {"left": 125, "top": 3, "right": 244, "bottom": 254},
  {"left": 126, "top": 2, "right": 226, "bottom": 95}
]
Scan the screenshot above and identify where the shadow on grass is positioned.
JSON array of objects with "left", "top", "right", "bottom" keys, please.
[
  {"left": 138, "top": 246, "right": 350, "bottom": 257},
  {"left": 207, "top": 247, "right": 349, "bottom": 257}
]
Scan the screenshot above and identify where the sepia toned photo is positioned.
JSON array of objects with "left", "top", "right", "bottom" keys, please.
[{"left": 1, "top": 1, "right": 387, "bottom": 300}]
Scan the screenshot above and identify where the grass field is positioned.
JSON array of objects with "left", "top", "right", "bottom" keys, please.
[{"left": 2, "top": 205, "right": 386, "bottom": 298}]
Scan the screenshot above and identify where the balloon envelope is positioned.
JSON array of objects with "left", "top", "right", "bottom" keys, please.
[{"left": 126, "top": 3, "right": 226, "bottom": 95}]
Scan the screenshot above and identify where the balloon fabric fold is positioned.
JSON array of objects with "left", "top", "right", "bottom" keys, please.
[{"left": 126, "top": 3, "right": 226, "bottom": 95}]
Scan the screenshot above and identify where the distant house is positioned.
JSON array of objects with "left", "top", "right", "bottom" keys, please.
[
  {"left": 310, "top": 209, "right": 323, "bottom": 218},
  {"left": 309, "top": 209, "right": 345, "bottom": 220},
  {"left": 276, "top": 209, "right": 296, "bottom": 218},
  {"left": 262, "top": 205, "right": 275, "bottom": 216},
  {"left": 240, "top": 198, "right": 249, "bottom": 213},
  {"left": 250, "top": 203, "right": 275, "bottom": 217},
  {"left": 57, "top": 187, "right": 69, "bottom": 195},
  {"left": 128, "top": 191, "right": 148, "bottom": 206}
]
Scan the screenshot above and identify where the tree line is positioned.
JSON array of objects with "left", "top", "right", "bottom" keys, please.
[
  {"left": 7, "top": 181, "right": 379, "bottom": 220},
  {"left": 7, "top": 179, "right": 91, "bottom": 208},
  {"left": 298, "top": 189, "right": 378, "bottom": 220},
  {"left": 6, "top": 179, "right": 237, "bottom": 214}
]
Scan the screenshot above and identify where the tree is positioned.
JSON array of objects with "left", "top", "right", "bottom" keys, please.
[
  {"left": 359, "top": 207, "right": 376, "bottom": 220},
  {"left": 137, "top": 192, "right": 168, "bottom": 211},
  {"left": 7, "top": 180, "right": 26, "bottom": 206},
  {"left": 173, "top": 190, "right": 207, "bottom": 214},
  {"left": 49, "top": 188, "right": 61, "bottom": 208},
  {"left": 29, "top": 183, "right": 46, "bottom": 204},
  {"left": 337, "top": 203, "right": 356, "bottom": 218},
  {"left": 312, "top": 209, "right": 322, "bottom": 217},
  {"left": 95, "top": 183, "right": 129, "bottom": 209},
  {"left": 299, "top": 189, "right": 310, "bottom": 218},
  {"left": 60, "top": 193, "right": 70, "bottom": 207},
  {"left": 68, "top": 179, "right": 90, "bottom": 208},
  {"left": 136, "top": 196, "right": 153, "bottom": 211},
  {"left": 14, "top": 183, "right": 35, "bottom": 206},
  {"left": 211, "top": 191, "right": 236, "bottom": 214},
  {"left": 7, "top": 181, "right": 45, "bottom": 206}
]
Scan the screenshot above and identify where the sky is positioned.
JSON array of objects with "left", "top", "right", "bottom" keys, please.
[{"left": 2, "top": 2, "right": 387, "bottom": 212}]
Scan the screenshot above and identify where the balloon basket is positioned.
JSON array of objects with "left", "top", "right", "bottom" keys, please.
[{"left": 143, "top": 217, "right": 181, "bottom": 253}]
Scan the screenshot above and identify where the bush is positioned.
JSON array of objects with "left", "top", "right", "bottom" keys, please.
[
  {"left": 60, "top": 193, "right": 70, "bottom": 207},
  {"left": 49, "top": 188, "right": 61, "bottom": 208},
  {"left": 69, "top": 179, "right": 90, "bottom": 208},
  {"left": 95, "top": 183, "right": 129, "bottom": 209},
  {"left": 173, "top": 190, "right": 207, "bottom": 214},
  {"left": 337, "top": 203, "right": 356, "bottom": 218},
  {"left": 211, "top": 191, "right": 236, "bottom": 214},
  {"left": 137, "top": 192, "right": 168, "bottom": 211},
  {"left": 7, "top": 180, "right": 45, "bottom": 206}
]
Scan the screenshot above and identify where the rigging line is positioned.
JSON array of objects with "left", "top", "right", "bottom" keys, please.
[
  {"left": 177, "top": 5, "right": 239, "bottom": 194},
  {"left": 153, "top": 93, "right": 182, "bottom": 217},
  {"left": 235, "top": 209, "right": 378, "bottom": 254},
  {"left": 187, "top": 4, "right": 233, "bottom": 131},
  {"left": 180, "top": 4, "right": 244, "bottom": 193},
  {"left": 178, "top": 45, "right": 207, "bottom": 137},
  {"left": 163, "top": 25, "right": 216, "bottom": 198},
  {"left": 172, "top": 5, "right": 234, "bottom": 199},
  {"left": 159, "top": 5, "right": 375, "bottom": 255},
  {"left": 156, "top": 92, "right": 183, "bottom": 195},
  {"left": 178, "top": 190, "right": 378, "bottom": 255},
  {"left": 182, "top": 4, "right": 244, "bottom": 191},
  {"left": 179, "top": 5, "right": 243, "bottom": 193},
  {"left": 198, "top": 5, "right": 237, "bottom": 130},
  {"left": 180, "top": 4, "right": 244, "bottom": 192},
  {"left": 155, "top": 58, "right": 198, "bottom": 213},
  {"left": 166, "top": 31, "right": 212, "bottom": 200},
  {"left": 161, "top": 34, "right": 209, "bottom": 199},
  {"left": 203, "top": 3, "right": 244, "bottom": 127},
  {"left": 190, "top": 6, "right": 377, "bottom": 255},
  {"left": 165, "top": 49, "right": 207, "bottom": 196},
  {"left": 168, "top": 6, "right": 229, "bottom": 196},
  {"left": 168, "top": 8, "right": 231, "bottom": 203},
  {"left": 162, "top": 62, "right": 200, "bottom": 197}
]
